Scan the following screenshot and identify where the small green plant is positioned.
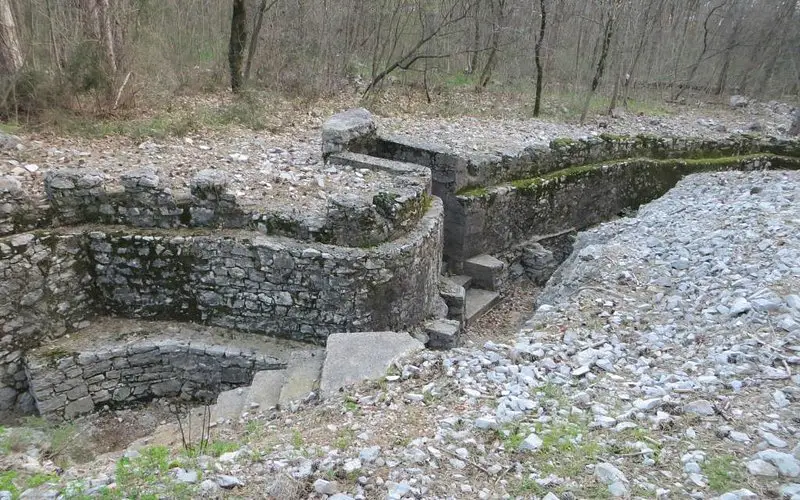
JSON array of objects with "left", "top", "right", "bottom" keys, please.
[
  {"left": 343, "top": 399, "right": 360, "bottom": 414},
  {"left": 207, "top": 440, "right": 239, "bottom": 457},
  {"left": 703, "top": 455, "right": 745, "bottom": 492},
  {"left": 0, "top": 470, "right": 19, "bottom": 497},
  {"left": 334, "top": 429, "right": 355, "bottom": 451},
  {"left": 26, "top": 472, "right": 59, "bottom": 489},
  {"left": 291, "top": 430, "right": 304, "bottom": 449},
  {"left": 244, "top": 420, "right": 266, "bottom": 442}
]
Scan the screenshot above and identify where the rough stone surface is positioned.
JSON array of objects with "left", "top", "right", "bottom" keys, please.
[
  {"left": 322, "top": 108, "right": 377, "bottom": 158},
  {"left": 320, "top": 332, "right": 424, "bottom": 396}
]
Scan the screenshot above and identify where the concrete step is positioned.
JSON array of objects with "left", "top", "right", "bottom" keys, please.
[
  {"left": 465, "top": 288, "right": 501, "bottom": 325},
  {"left": 449, "top": 274, "right": 473, "bottom": 289},
  {"left": 463, "top": 254, "right": 506, "bottom": 291}
]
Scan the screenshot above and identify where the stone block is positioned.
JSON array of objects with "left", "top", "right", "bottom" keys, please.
[
  {"left": 438, "top": 277, "right": 465, "bottom": 322},
  {"left": 63, "top": 396, "right": 94, "bottom": 420},
  {"left": 424, "top": 319, "right": 461, "bottom": 349},
  {"left": 320, "top": 332, "right": 424, "bottom": 396},
  {"left": 463, "top": 254, "right": 506, "bottom": 291},
  {"left": 322, "top": 108, "right": 377, "bottom": 158}
]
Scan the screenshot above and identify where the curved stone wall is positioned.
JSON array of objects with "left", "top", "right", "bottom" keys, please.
[
  {"left": 25, "top": 328, "right": 286, "bottom": 421},
  {"left": 88, "top": 198, "right": 443, "bottom": 343},
  {"left": 2, "top": 163, "right": 431, "bottom": 248}
]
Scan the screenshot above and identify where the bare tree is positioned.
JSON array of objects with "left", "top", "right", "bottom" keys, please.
[
  {"left": 244, "top": 0, "right": 279, "bottom": 83},
  {"left": 0, "top": 0, "right": 23, "bottom": 75},
  {"left": 532, "top": 0, "right": 547, "bottom": 116},
  {"left": 229, "top": 0, "right": 248, "bottom": 92},
  {"left": 363, "top": 0, "right": 474, "bottom": 96},
  {"left": 579, "top": 0, "right": 618, "bottom": 124}
]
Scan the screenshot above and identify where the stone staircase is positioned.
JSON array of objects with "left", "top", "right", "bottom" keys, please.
[{"left": 443, "top": 254, "right": 506, "bottom": 327}]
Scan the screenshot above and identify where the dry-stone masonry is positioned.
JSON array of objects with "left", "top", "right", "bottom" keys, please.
[{"left": 2, "top": 109, "right": 800, "bottom": 423}]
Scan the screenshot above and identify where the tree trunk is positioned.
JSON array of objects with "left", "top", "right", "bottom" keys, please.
[
  {"left": 532, "top": 0, "right": 546, "bottom": 117},
  {"left": 0, "top": 0, "right": 23, "bottom": 75},
  {"left": 479, "top": 0, "right": 505, "bottom": 88},
  {"left": 580, "top": 3, "right": 616, "bottom": 124},
  {"left": 229, "top": 0, "right": 247, "bottom": 92},
  {"left": 244, "top": 0, "right": 278, "bottom": 83},
  {"left": 97, "top": 0, "right": 117, "bottom": 74},
  {"left": 468, "top": 0, "right": 480, "bottom": 74}
]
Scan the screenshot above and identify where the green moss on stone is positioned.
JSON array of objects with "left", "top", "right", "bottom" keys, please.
[
  {"left": 456, "top": 185, "right": 490, "bottom": 197},
  {"left": 550, "top": 138, "right": 576, "bottom": 149}
]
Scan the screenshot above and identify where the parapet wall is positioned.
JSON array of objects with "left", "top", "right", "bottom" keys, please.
[
  {"left": 2, "top": 165, "right": 431, "bottom": 248},
  {"left": 360, "top": 133, "right": 800, "bottom": 196}
]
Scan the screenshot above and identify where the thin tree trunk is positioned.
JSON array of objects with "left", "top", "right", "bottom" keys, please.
[
  {"left": 479, "top": 0, "right": 505, "bottom": 88},
  {"left": 97, "top": 0, "right": 117, "bottom": 74},
  {"left": 244, "top": 0, "right": 278, "bottom": 83},
  {"left": 533, "top": 0, "right": 546, "bottom": 117},
  {"left": 580, "top": 3, "right": 616, "bottom": 124},
  {"left": 229, "top": 0, "right": 247, "bottom": 92},
  {"left": 44, "top": 0, "right": 62, "bottom": 74},
  {"left": 468, "top": 0, "right": 480, "bottom": 73},
  {"left": 0, "top": 0, "right": 23, "bottom": 75}
]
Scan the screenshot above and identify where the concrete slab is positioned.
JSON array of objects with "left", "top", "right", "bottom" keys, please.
[
  {"left": 212, "top": 387, "right": 249, "bottom": 422},
  {"left": 448, "top": 275, "right": 473, "bottom": 289},
  {"left": 320, "top": 332, "right": 424, "bottom": 396},
  {"left": 279, "top": 349, "right": 324, "bottom": 406},
  {"left": 245, "top": 370, "right": 286, "bottom": 411},
  {"left": 465, "top": 288, "right": 501, "bottom": 325}
]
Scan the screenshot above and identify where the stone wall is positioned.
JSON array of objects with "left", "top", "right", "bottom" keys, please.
[
  {"left": 362, "top": 133, "right": 800, "bottom": 196},
  {"left": 88, "top": 198, "right": 443, "bottom": 344},
  {"left": 42, "top": 167, "right": 430, "bottom": 248},
  {"left": 449, "top": 155, "right": 800, "bottom": 263},
  {"left": 25, "top": 337, "right": 284, "bottom": 421},
  {"left": 0, "top": 232, "right": 94, "bottom": 413}
]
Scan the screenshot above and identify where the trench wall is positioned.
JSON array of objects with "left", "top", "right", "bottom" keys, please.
[
  {"left": 89, "top": 198, "right": 443, "bottom": 343},
  {"left": 25, "top": 339, "right": 284, "bottom": 421},
  {"left": 449, "top": 155, "right": 800, "bottom": 263},
  {"left": 352, "top": 133, "right": 800, "bottom": 267},
  {"left": 0, "top": 232, "right": 94, "bottom": 413}
]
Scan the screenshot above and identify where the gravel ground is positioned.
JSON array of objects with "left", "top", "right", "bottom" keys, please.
[
  {"left": 1, "top": 96, "right": 795, "bottom": 206},
  {"left": 7, "top": 168, "right": 798, "bottom": 500}
]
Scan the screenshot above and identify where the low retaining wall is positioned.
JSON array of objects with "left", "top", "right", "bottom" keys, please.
[
  {"left": 449, "top": 155, "right": 800, "bottom": 263},
  {"left": 2, "top": 164, "right": 431, "bottom": 248},
  {"left": 26, "top": 334, "right": 285, "bottom": 421},
  {"left": 89, "top": 197, "right": 442, "bottom": 343},
  {"left": 0, "top": 232, "right": 94, "bottom": 413}
]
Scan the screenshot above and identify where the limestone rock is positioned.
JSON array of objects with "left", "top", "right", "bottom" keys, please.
[{"left": 322, "top": 108, "right": 377, "bottom": 158}]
